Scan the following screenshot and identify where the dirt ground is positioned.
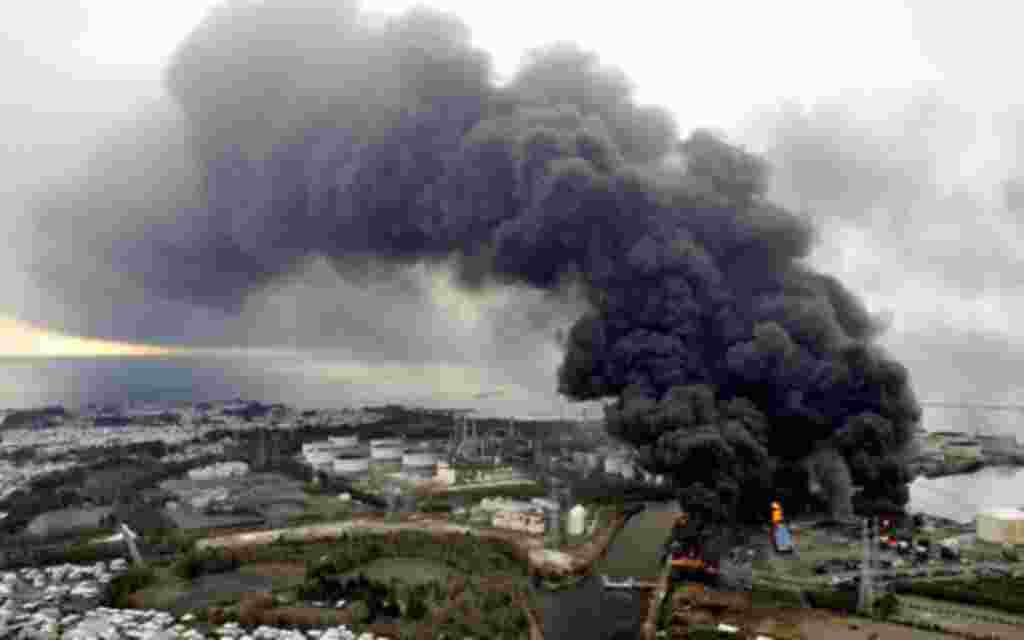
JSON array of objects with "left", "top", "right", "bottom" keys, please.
[
  {"left": 666, "top": 606, "right": 964, "bottom": 639},
  {"left": 660, "top": 586, "right": 975, "bottom": 640},
  {"left": 796, "top": 613, "right": 956, "bottom": 640}
]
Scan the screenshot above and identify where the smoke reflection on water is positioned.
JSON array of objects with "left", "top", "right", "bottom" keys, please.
[{"left": 534, "top": 574, "right": 643, "bottom": 640}]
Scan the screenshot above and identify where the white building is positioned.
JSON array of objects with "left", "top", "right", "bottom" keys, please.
[{"left": 492, "top": 508, "right": 545, "bottom": 535}]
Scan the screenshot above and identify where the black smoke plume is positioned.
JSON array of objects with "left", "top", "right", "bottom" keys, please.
[{"left": 27, "top": 0, "right": 919, "bottom": 520}]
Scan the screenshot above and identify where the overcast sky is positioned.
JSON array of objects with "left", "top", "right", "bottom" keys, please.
[{"left": 3, "top": 0, "right": 1024, "bottom": 412}]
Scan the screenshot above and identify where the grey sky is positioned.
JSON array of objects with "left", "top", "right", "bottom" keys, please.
[{"left": 3, "top": 0, "right": 1024, "bottom": 413}]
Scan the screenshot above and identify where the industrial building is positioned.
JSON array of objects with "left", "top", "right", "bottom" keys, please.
[
  {"left": 332, "top": 455, "right": 371, "bottom": 478},
  {"left": 369, "top": 437, "right": 405, "bottom": 473},
  {"left": 328, "top": 434, "right": 359, "bottom": 448},
  {"left": 302, "top": 437, "right": 367, "bottom": 475},
  {"left": 187, "top": 461, "right": 250, "bottom": 481},
  {"left": 977, "top": 508, "right": 1024, "bottom": 545},
  {"left": 492, "top": 509, "right": 545, "bottom": 535},
  {"left": 401, "top": 445, "right": 439, "bottom": 480},
  {"left": 943, "top": 439, "right": 984, "bottom": 463}
]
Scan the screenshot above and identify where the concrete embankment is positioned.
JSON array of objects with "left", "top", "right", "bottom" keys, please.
[{"left": 639, "top": 558, "right": 672, "bottom": 640}]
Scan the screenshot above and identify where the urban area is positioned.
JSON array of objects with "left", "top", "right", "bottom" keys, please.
[{"left": 0, "top": 401, "right": 1022, "bottom": 640}]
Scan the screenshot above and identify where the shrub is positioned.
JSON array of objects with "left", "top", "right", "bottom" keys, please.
[
  {"left": 751, "top": 585, "right": 803, "bottom": 609},
  {"left": 874, "top": 592, "right": 900, "bottom": 619},
  {"left": 208, "top": 607, "right": 227, "bottom": 625},
  {"left": 804, "top": 588, "right": 857, "bottom": 614},
  {"left": 892, "top": 576, "right": 1024, "bottom": 615},
  {"left": 405, "top": 589, "right": 428, "bottom": 620},
  {"left": 349, "top": 600, "right": 370, "bottom": 623},
  {"left": 420, "top": 500, "right": 453, "bottom": 513},
  {"left": 102, "top": 565, "right": 156, "bottom": 608},
  {"left": 173, "top": 547, "right": 240, "bottom": 580},
  {"left": 239, "top": 592, "right": 275, "bottom": 626}
]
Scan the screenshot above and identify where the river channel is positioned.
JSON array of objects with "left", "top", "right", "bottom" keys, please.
[
  {"left": 531, "top": 463, "right": 1024, "bottom": 640},
  {"left": 532, "top": 501, "right": 680, "bottom": 640}
]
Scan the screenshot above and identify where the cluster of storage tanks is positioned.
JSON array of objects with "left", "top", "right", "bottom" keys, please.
[
  {"left": 187, "top": 461, "right": 250, "bottom": 481},
  {"left": 301, "top": 435, "right": 441, "bottom": 479}
]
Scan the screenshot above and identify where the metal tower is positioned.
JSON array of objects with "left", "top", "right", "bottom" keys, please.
[{"left": 858, "top": 517, "right": 876, "bottom": 614}]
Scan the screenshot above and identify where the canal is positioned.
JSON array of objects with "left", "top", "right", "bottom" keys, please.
[{"left": 533, "top": 501, "right": 680, "bottom": 640}]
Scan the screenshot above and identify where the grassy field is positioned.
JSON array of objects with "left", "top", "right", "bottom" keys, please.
[
  {"left": 770, "top": 525, "right": 862, "bottom": 578},
  {"left": 130, "top": 564, "right": 307, "bottom": 614},
  {"left": 290, "top": 495, "right": 354, "bottom": 524},
  {"left": 342, "top": 557, "right": 454, "bottom": 586}
]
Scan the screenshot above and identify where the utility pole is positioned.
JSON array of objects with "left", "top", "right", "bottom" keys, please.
[{"left": 858, "top": 517, "right": 876, "bottom": 614}]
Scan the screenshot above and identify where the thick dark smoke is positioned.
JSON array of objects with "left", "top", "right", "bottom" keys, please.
[{"left": 26, "top": 0, "right": 919, "bottom": 520}]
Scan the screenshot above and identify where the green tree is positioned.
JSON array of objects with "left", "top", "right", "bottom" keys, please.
[{"left": 874, "top": 592, "right": 900, "bottom": 619}]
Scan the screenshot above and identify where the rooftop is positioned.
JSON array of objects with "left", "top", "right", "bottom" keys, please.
[{"left": 979, "top": 508, "right": 1024, "bottom": 520}]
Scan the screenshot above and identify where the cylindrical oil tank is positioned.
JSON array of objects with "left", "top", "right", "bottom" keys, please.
[
  {"left": 306, "top": 451, "right": 334, "bottom": 465},
  {"left": 329, "top": 435, "right": 359, "bottom": 448},
  {"left": 402, "top": 451, "right": 438, "bottom": 468},
  {"left": 371, "top": 444, "right": 405, "bottom": 461},
  {"left": 620, "top": 462, "right": 635, "bottom": 481},
  {"left": 567, "top": 504, "right": 587, "bottom": 537},
  {"left": 369, "top": 437, "right": 404, "bottom": 448},
  {"left": 333, "top": 456, "right": 370, "bottom": 476},
  {"left": 604, "top": 456, "right": 624, "bottom": 475}
]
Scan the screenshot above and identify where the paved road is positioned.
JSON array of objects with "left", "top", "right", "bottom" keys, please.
[{"left": 824, "top": 560, "right": 1017, "bottom": 583}]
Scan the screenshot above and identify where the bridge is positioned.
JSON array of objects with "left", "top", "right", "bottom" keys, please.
[{"left": 600, "top": 575, "right": 660, "bottom": 590}]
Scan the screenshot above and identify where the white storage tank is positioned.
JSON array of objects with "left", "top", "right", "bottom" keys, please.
[
  {"left": 604, "top": 456, "right": 623, "bottom": 475},
  {"left": 305, "top": 451, "right": 334, "bottom": 466},
  {"left": 371, "top": 444, "right": 405, "bottom": 461},
  {"left": 977, "top": 508, "right": 1024, "bottom": 545},
  {"left": 369, "top": 437, "right": 404, "bottom": 448},
  {"left": 328, "top": 435, "right": 359, "bottom": 448},
  {"left": 620, "top": 462, "right": 636, "bottom": 481},
  {"left": 312, "top": 460, "right": 334, "bottom": 473},
  {"left": 567, "top": 504, "right": 587, "bottom": 537},
  {"left": 402, "top": 451, "right": 438, "bottom": 468},
  {"left": 333, "top": 456, "right": 370, "bottom": 476}
]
